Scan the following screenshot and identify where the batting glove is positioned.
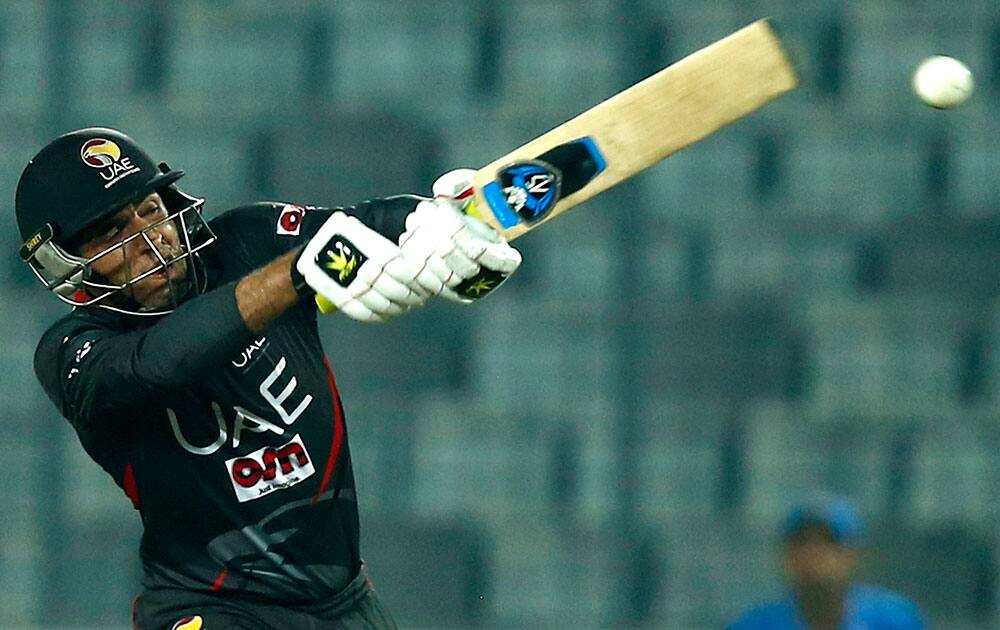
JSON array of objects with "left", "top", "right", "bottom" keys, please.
[
  {"left": 398, "top": 169, "right": 522, "bottom": 303},
  {"left": 295, "top": 211, "right": 428, "bottom": 323}
]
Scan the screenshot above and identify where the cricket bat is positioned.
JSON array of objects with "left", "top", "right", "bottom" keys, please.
[
  {"left": 467, "top": 18, "right": 797, "bottom": 239},
  {"left": 318, "top": 19, "right": 797, "bottom": 311}
]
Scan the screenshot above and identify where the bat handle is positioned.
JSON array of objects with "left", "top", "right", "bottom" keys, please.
[{"left": 315, "top": 295, "right": 337, "bottom": 313}]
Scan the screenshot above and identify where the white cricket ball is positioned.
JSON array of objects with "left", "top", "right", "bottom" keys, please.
[{"left": 912, "top": 55, "right": 974, "bottom": 109}]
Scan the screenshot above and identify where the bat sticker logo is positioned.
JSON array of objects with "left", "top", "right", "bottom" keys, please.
[
  {"left": 499, "top": 162, "right": 560, "bottom": 224},
  {"left": 479, "top": 138, "right": 606, "bottom": 229}
]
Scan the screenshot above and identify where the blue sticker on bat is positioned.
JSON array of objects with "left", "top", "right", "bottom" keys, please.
[
  {"left": 482, "top": 181, "right": 520, "bottom": 229},
  {"left": 481, "top": 137, "right": 606, "bottom": 229},
  {"left": 577, "top": 137, "right": 607, "bottom": 178},
  {"left": 483, "top": 160, "right": 561, "bottom": 228}
]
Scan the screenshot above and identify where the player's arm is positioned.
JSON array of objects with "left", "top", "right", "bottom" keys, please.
[
  {"left": 35, "top": 236, "right": 417, "bottom": 430},
  {"left": 238, "top": 170, "right": 522, "bottom": 311},
  {"left": 36, "top": 180, "right": 515, "bottom": 426},
  {"left": 33, "top": 207, "right": 420, "bottom": 427},
  {"left": 35, "top": 279, "right": 270, "bottom": 428},
  {"left": 220, "top": 201, "right": 435, "bottom": 323},
  {"left": 234, "top": 248, "right": 299, "bottom": 333}
]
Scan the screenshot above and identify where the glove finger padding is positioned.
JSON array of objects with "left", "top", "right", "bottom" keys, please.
[
  {"left": 296, "top": 211, "right": 427, "bottom": 322},
  {"left": 400, "top": 203, "right": 476, "bottom": 288},
  {"left": 431, "top": 168, "right": 478, "bottom": 209},
  {"left": 453, "top": 214, "right": 523, "bottom": 274},
  {"left": 398, "top": 227, "right": 451, "bottom": 292},
  {"left": 357, "top": 261, "right": 426, "bottom": 306},
  {"left": 445, "top": 216, "right": 522, "bottom": 303},
  {"left": 338, "top": 299, "right": 387, "bottom": 323},
  {"left": 355, "top": 289, "right": 408, "bottom": 316},
  {"left": 381, "top": 257, "right": 429, "bottom": 294},
  {"left": 440, "top": 242, "right": 481, "bottom": 280},
  {"left": 438, "top": 289, "right": 471, "bottom": 304},
  {"left": 436, "top": 253, "right": 517, "bottom": 304}
]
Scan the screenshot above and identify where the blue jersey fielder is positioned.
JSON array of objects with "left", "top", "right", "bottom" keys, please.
[
  {"left": 728, "top": 584, "right": 925, "bottom": 630},
  {"left": 728, "top": 495, "right": 925, "bottom": 630}
]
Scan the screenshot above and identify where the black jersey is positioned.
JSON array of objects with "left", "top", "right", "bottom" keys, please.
[{"left": 33, "top": 197, "right": 418, "bottom": 604}]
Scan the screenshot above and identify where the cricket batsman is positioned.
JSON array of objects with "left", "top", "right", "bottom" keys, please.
[{"left": 16, "top": 127, "right": 521, "bottom": 629}]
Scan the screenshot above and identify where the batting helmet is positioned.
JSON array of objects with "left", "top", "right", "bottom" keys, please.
[{"left": 16, "top": 127, "right": 216, "bottom": 315}]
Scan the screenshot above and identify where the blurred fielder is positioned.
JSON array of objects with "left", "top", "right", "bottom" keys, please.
[
  {"left": 727, "top": 495, "right": 924, "bottom": 630},
  {"left": 16, "top": 127, "right": 520, "bottom": 629}
]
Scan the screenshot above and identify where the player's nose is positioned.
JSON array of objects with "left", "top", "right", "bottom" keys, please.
[{"left": 123, "top": 222, "right": 168, "bottom": 262}]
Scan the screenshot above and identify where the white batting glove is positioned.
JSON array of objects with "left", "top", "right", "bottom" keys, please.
[
  {"left": 398, "top": 169, "right": 522, "bottom": 303},
  {"left": 295, "top": 212, "right": 428, "bottom": 323}
]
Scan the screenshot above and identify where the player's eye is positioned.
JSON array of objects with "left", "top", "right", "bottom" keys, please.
[
  {"left": 139, "top": 202, "right": 164, "bottom": 217},
  {"left": 101, "top": 223, "right": 124, "bottom": 242}
]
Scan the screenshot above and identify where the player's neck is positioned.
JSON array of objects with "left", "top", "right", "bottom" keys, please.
[{"left": 795, "top": 585, "right": 847, "bottom": 630}]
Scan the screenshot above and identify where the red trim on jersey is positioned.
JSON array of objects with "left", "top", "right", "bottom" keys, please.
[
  {"left": 312, "top": 357, "right": 345, "bottom": 506},
  {"left": 123, "top": 463, "right": 140, "bottom": 510},
  {"left": 209, "top": 568, "right": 228, "bottom": 592},
  {"left": 131, "top": 593, "right": 140, "bottom": 629}
]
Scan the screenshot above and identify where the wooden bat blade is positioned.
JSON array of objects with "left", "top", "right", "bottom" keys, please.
[{"left": 469, "top": 19, "right": 799, "bottom": 241}]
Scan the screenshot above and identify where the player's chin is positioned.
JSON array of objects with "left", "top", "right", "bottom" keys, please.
[
  {"left": 131, "top": 278, "right": 167, "bottom": 305},
  {"left": 135, "top": 281, "right": 185, "bottom": 309},
  {"left": 165, "top": 257, "right": 188, "bottom": 280},
  {"left": 132, "top": 268, "right": 189, "bottom": 308}
]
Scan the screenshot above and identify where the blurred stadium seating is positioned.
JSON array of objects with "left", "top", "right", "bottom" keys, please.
[{"left": 1, "top": 1, "right": 999, "bottom": 628}]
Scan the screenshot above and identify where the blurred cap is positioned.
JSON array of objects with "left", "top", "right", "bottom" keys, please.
[{"left": 781, "top": 495, "right": 864, "bottom": 547}]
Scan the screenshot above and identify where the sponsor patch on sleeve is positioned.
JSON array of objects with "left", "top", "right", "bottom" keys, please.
[
  {"left": 65, "top": 338, "right": 95, "bottom": 382},
  {"left": 276, "top": 204, "right": 307, "bottom": 236}
]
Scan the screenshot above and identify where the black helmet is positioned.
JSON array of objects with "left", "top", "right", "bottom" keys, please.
[
  {"left": 16, "top": 127, "right": 185, "bottom": 246},
  {"left": 16, "top": 127, "right": 216, "bottom": 316}
]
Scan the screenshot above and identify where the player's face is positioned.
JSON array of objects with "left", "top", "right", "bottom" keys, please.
[
  {"left": 76, "top": 192, "right": 189, "bottom": 309},
  {"left": 782, "top": 524, "right": 858, "bottom": 592}
]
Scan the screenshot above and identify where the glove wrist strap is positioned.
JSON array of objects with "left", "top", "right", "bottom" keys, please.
[{"left": 290, "top": 250, "right": 316, "bottom": 299}]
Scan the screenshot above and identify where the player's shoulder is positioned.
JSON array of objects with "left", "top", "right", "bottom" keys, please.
[
  {"left": 852, "top": 584, "right": 924, "bottom": 626},
  {"left": 208, "top": 201, "right": 312, "bottom": 236},
  {"left": 726, "top": 599, "right": 795, "bottom": 629},
  {"left": 34, "top": 308, "right": 115, "bottom": 383},
  {"left": 36, "top": 308, "right": 115, "bottom": 353}
]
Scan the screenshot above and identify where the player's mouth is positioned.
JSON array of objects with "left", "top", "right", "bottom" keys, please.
[
  {"left": 135, "top": 264, "right": 189, "bottom": 304},
  {"left": 150, "top": 262, "right": 184, "bottom": 282}
]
